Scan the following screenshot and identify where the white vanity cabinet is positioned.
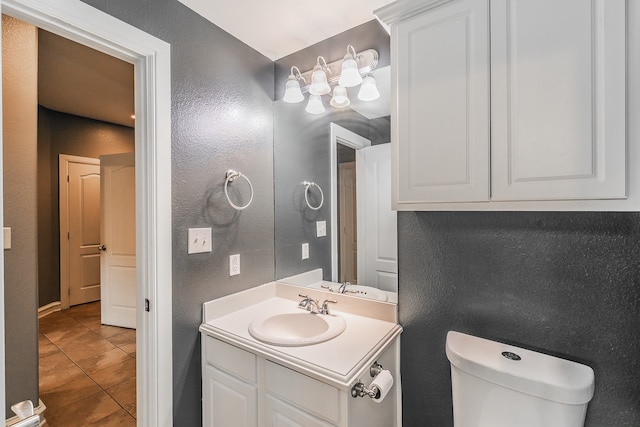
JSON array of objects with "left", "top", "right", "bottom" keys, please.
[
  {"left": 200, "top": 283, "right": 402, "bottom": 427},
  {"left": 376, "top": 0, "right": 629, "bottom": 210},
  {"left": 202, "top": 334, "right": 399, "bottom": 427}
]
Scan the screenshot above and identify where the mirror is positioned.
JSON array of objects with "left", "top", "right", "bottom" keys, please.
[{"left": 274, "top": 66, "right": 397, "bottom": 303}]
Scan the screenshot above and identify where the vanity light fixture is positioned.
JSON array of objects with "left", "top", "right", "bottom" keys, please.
[
  {"left": 330, "top": 86, "right": 350, "bottom": 109},
  {"left": 283, "top": 66, "right": 305, "bottom": 103},
  {"left": 283, "top": 45, "right": 379, "bottom": 114},
  {"left": 338, "top": 45, "right": 363, "bottom": 88},
  {"left": 357, "top": 75, "right": 380, "bottom": 101},
  {"left": 305, "top": 94, "right": 326, "bottom": 115},
  {"left": 309, "top": 56, "right": 331, "bottom": 96}
]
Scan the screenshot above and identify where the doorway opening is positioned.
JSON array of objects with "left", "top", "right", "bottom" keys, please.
[{"left": 1, "top": 0, "right": 172, "bottom": 425}]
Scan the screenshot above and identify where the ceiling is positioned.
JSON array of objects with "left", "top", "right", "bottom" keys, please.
[
  {"left": 177, "top": 0, "right": 394, "bottom": 61},
  {"left": 38, "top": 29, "right": 135, "bottom": 128}
]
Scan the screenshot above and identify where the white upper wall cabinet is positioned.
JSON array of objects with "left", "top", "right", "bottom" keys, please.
[
  {"left": 490, "top": 0, "right": 626, "bottom": 201},
  {"left": 396, "top": 0, "right": 490, "bottom": 203},
  {"left": 377, "top": 0, "right": 635, "bottom": 211}
]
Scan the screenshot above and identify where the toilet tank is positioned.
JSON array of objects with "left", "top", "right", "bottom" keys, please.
[{"left": 445, "top": 331, "right": 595, "bottom": 427}]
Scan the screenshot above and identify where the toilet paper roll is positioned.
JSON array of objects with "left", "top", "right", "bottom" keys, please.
[{"left": 371, "top": 369, "right": 394, "bottom": 403}]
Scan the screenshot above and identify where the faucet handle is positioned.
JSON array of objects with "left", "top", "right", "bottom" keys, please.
[
  {"left": 298, "top": 294, "right": 310, "bottom": 308},
  {"left": 320, "top": 299, "right": 337, "bottom": 315}
]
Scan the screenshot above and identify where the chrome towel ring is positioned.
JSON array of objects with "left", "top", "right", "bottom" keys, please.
[
  {"left": 303, "top": 181, "right": 324, "bottom": 210},
  {"left": 225, "top": 170, "right": 254, "bottom": 210}
]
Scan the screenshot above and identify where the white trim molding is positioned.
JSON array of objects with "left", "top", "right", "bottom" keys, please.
[
  {"left": 37, "top": 302, "right": 61, "bottom": 319},
  {"left": 0, "top": 0, "right": 173, "bottom": 425}
]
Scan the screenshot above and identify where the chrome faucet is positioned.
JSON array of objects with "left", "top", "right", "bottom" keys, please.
[
  {"left": 338, "top": 281, "right": 351, "bottom": 294},
  {"left": 298, "top": 294, "right": 320, "bottom": 313},
  {"left": 298, "top": 294, "right": 337, "bottom": 315}
]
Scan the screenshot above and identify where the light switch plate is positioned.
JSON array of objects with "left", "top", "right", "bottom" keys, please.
[
  {"left": 316, "top": 221, "right": 326, "bottom": 237},
  {"left": 302, "top": 243, "right": 309, "bottom": 260},
  {"left": 230, "top": 254, "right": 240, "bottom": 276},
  {"left": 188, "top": 228, "right": 212, "bottom": 254},
  {"left": 3, "top": 227, "right": 10, "bottom": 250}
]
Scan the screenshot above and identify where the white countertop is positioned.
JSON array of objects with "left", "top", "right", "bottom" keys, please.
[{"left": 200, "top": 282, "right": 402, "bottom": 388}]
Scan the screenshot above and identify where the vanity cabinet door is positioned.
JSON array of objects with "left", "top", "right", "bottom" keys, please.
[
  {"left": 203, "top": 364, "right": 257, "bottom": 427},
  {"left": 394, "top": 0, "right": 490, "bottom": 205},
  {"left": 490, "top": 0, "right": 626, "bottom": 201}
]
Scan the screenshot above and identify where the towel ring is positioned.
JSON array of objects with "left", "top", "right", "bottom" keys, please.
[
  {"left": 303, "top": 181, "right": 324, "bottom": 210},
  {"left": 225, "top": 170, "right": 254, "bottom": 210}
]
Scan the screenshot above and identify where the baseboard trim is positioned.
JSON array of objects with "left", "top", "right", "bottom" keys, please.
[
  {"left": 5, "top": 399, "right": 47, "bottom": 426},
  {"left": 38, "top": 301, "right": 61, "bottom": 319}
]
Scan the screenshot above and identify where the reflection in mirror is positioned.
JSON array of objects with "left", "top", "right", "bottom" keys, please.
[{"left": 274, "top": 66, "right": 397, "bottom": 303}]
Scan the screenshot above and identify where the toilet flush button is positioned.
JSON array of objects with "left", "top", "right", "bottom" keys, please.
[{"left": 502, "top": 351, "right": 522, "bottom": 361}]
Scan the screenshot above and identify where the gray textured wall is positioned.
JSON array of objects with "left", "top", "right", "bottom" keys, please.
[
  {"left": 37, "top": 107, "right": 135, "bottom": 307},
  {"left": 398, "top": 211, "right": 640, "bottom": 426},
  {"left": 77, "top": 1, "right": 275, "bottom": 425},
  {"left": 2, "top": 15, "right": 39, "bottom": 418},
  {"left": 273, "top": 20, "right": 390, "bottom": 280}
]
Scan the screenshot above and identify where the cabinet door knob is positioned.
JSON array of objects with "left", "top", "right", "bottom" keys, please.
[{"left": 98, "top": 245, "right": 107, "bottom": 252}]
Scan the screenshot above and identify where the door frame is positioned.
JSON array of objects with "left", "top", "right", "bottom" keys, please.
[
  {"left": 329, "top": 123, "right": 370, "bottom": 283},
  {"left": 59, "top": 154, "right": 100, "bottom": 310},
  {"left": 0, "top": 0, "right": 173, "bottom": 425}
]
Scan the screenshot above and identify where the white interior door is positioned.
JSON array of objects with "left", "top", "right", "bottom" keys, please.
[
  {"left": 357, "top": 144, "right": 397, "bottom": 292},
  {"left": 100, "top": 152, "right": 136, "bottom": 329},
  {"left": 60, "top": 155, "right": 102, "bottom": 308}
]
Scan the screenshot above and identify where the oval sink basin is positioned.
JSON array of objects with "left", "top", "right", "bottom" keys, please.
[
  {"left": 248, "top": 312, "right": 346, "bottom": 346},
  {"left": 326, "top": 285, "right": 389, "bottom": 302}
]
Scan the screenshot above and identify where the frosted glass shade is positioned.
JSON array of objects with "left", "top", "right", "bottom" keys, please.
[
  {"left": 309, "top": 66, "right": 331, "bottom": 95},
  {"left": 283, "top": 78, "right": 304, "bottom": 103},
  {"left": 357, "top": 75, "right": 380, "bottom": 101},
  {"left": 305, "top": 95, "right": 325, "bottom": 114},
  {"left": 330, "top": 86, "right": 350, "bottom": 108},
  {"left": 339, "top": 57, "right": 362, "bottom": 87}
]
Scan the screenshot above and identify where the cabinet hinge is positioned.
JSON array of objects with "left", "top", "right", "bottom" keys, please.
[{"left": 145, "top": 298, "right": 150, "bottom": 312}]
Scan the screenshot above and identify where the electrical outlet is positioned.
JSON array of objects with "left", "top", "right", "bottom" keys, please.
[
  {"left": 302, "top": 243, "right": 309, "bottom": 260},
  {"left": 230, "top": 254, "right": 240, "bottom": 276},
  {"left": 316, "top": 221, "right": 326, "bottom": 237},
  {"left": 188, "top": 228, "right": 212, "bottom": 254}
]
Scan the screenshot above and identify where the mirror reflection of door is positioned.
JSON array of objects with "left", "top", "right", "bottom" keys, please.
[{"left": 338, "top": 158, "right": 357, "bottom": 283}]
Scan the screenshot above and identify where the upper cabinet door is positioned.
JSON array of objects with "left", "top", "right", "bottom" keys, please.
[
  {"left": 490, "top": 0, "right": 627, "bottom": 201},
  {"left": 395, "top": 0, "right": 490, "bottom": 204}
]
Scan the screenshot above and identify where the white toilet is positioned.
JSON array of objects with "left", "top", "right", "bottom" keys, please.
[{"left": 446, "top": 331, "right": 595, "bottom": 427}]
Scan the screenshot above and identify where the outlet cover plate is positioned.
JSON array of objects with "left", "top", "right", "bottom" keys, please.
[
  {"left": 230, "top": 254, "right": 240, "bottom": 276},
  {"left": 316, "top": 221, "right": 326, "bottom": 237},
  {"left": 302, "top": 243, "right": 309, "bottom": 260}
]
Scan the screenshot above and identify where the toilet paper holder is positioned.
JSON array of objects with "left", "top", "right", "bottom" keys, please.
[{"left": 351, "top": 362, "right": 387, "bottom": 399}]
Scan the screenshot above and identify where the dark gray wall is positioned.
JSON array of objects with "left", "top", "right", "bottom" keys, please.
[
  {"left": 2, "top": 14, "right": 39, "bottom": 418},
  {"left": 398, "top": 211, "right": 640, "bottom": 426},
  {"left": 273, "top": 20, "right": 390, "bottom": 280},
  {"left": 37, "top": 107, "right": 135, "bottom": 307},
  {"left": 78, "top": 1, "right": 275, "bottom": 425}
]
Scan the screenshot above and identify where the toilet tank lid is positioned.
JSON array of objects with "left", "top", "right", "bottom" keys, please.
[{"left": 446, "top": 331, "right": 595, "bottom": 405}]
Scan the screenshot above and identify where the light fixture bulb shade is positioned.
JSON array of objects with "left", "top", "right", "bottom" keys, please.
[
  {"left": 305, "top": 94, "right": 325, "bottom": 114},
  {"left": 357, "top": 75, "right": 380, "bottom": 101},
  {"left": 309, "top": 67, "right": 331, "bottom": 95},
  {"left": 339, "top": 57, "right": 363, "bottom": 87},
  {"left": 330, "top": 86, "right": 351, "bottom": 109},
  {"left": 283, "top": 78, "right": 304, "bottom": 103}
]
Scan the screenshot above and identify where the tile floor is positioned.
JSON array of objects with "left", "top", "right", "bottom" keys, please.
[{"left": 38, "top": 301, "right": 136, "bottom": 426}]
